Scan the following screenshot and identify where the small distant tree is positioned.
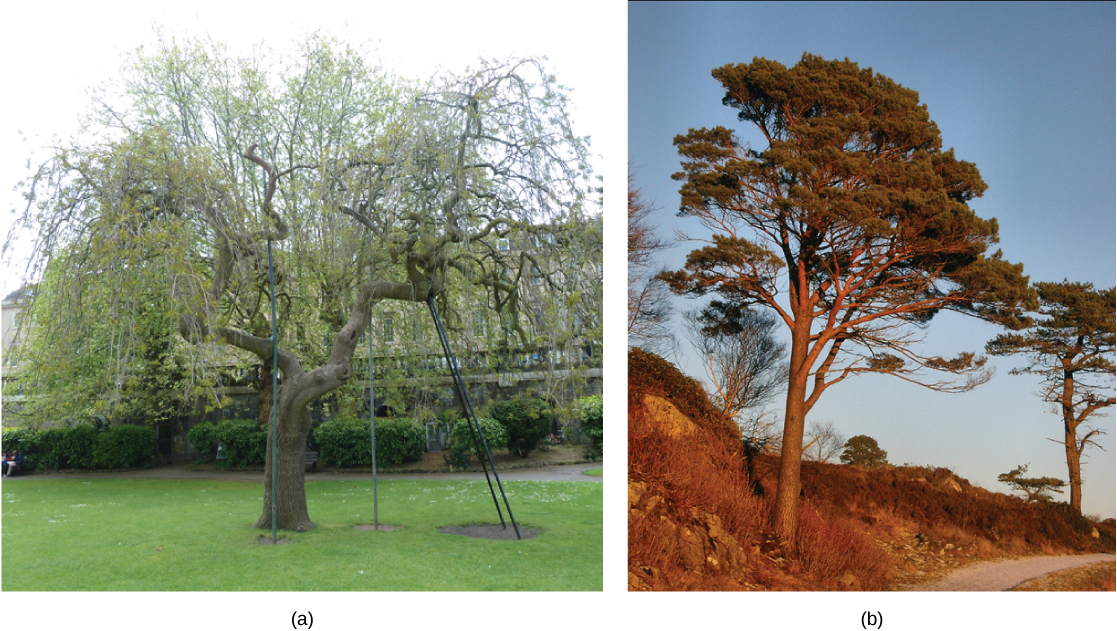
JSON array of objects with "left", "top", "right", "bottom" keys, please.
[
  {"left": 840, "top": 435, "right": 888, "bottom": 468},
  {"left": 998, "top": 463, "right": 1066, "bottom": 503},
  {"left": 803, "top": 420, "right": 845, "bottom": 464},
  {"left": 986, "top": 281, "right": 1115, "bottom": 514}
]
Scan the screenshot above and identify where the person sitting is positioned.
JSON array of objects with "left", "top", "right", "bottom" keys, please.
[
  {"left": 4, "top": 451, "right": 23, "bottom": 477},
  {"left": 1, "top": 451, "right": 9, "bottom": 476}
]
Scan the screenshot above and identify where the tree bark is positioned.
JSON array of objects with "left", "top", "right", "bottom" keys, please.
[
  {"left": 257, "top": 361, "right": 273, "bottom": 430},
  {"left": 1064, "top": 417, "right": 1083, "bottom": 513},
  {"left": 773, "top": 317, "right": 812, "bottom": 550},
  {"left": 254, "top": 401, "right": 314, "bottom": 531},
  {"left": 1061, "top": 362, "right": 1083, "bottom": 513}
]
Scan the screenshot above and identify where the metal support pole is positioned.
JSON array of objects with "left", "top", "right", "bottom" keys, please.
[
  {"left": 268, "top": 239, "right": 279, "bottom": 545},
  {"left": 369, "top": 264, "right": 378, "bottom": 528},
  {"left": 425, "top": 287, "right": 520, "bottom": 539}
]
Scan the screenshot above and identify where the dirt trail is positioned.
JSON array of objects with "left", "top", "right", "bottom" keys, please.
[{"left": 916, "top": 553, "right": 1115, "bottom": 591}]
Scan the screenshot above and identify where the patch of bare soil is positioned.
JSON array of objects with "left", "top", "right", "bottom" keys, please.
[
  {"left": 438, "top": 523, "right": 541, "bottom": 540},
  {"left": 257, "top": 536, "right": 292, "bottom": 545},
  {"left": 353, "top": 524, "right": 402, "bottom": 532},
  {"left": 1010, "top": 561, "right": 1116, "bottom": 591}
]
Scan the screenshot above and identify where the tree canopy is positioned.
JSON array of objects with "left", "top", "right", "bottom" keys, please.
[
  {"left": 998, "top": 463, "right": 1065, "bottom": 504},
  {"left": 5, "top": 33, "right": 599, "bottom": 530},
  {"left": 839, "top": 434, "right": 888, "bottom": 468},
  {"left": 662, "top": 53, "right": 1036, "bottom": 547}
]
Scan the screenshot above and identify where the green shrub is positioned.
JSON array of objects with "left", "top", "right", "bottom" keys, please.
[
  {"left": 315, "top": 418, "right": 425, "bottom": 468},
  {"left": 215, "top": 419, "right": 267, "bottom": 467},
  {"left": 447, "top": 417, "right": 509, "bottom": 464},
  {"left": 5, "top": 424, "right": 153, "bottom": 470},
  {"left": 574, "top": 394, "right": 603, "bottom": 449},
  {"left": 33, "top": 428, "right": 67, "bottom": 469},
  {"left": 1, "top": 427, "right": 39, "bottom": 471},
  {"left": 91, "top": 425, "right": 155, "bottom": 469},
  {"left": 187, "top": 422, "right": 219, "bottom": 461},
  {"left": 374, "top": 418, "right": 426, "bottom": 467},
  {"left": 490, "top": 396, "right": 553, "bottom": 457},
  {"left": 65, "top": 424, "right": 99, "bottom": 469},
  {"left": 315, "top": 418, "right": 370, "bottom": 467}
]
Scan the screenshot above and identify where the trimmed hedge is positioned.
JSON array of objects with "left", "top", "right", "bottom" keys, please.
[
  {"left": 187, "top": 422, "right": 219, "bottom": 461},
  {"left": 92, "top": 424, "right": 156, "bottom": 469},
  {"left": 214, "top": 419, "right": 268, "bottom": 467},
  {"left": 314, "top": 418, "right": 425, "bottom": 468},
  {"left": 446, "top": 417, "right": 509, "bottom": 467},
  {"left": 1, "top": 424, "right": 155, "bottom": 471},
  {"left": 574, "top": 394, "right": 603, "bottom": 448},
  {"left": 490, "top": 396, "right": 554, "bottom": 457},
  {"left": 186, "top": 419, "right": 268, "bottom": 466}
]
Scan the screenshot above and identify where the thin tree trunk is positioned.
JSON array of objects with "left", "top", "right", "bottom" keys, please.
[
  {"left": 1061, "top": 363, "right": 1083, "bottom": 514},
  {"left": 1064, "top": 417, "right": 1083, "bottom": 514}
]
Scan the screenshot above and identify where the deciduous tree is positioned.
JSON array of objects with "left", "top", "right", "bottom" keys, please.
[
  {"left": 628, "top": 170, "right": 676, "bottom": 355},
  {"left": 682, "top": 301, "right": 786, "bottom": 423},
  {"left": 839, "top": 434, "right": 888, "bottom": 468},
  {"left": 6, "top": 34, "right": 596, "bottom": 531},
  {"left": 986, "top": 281, "right": 1115, "bottom": 513},
  {"left": 661, "top": 54, "right": 1035, "bottom": 548}
]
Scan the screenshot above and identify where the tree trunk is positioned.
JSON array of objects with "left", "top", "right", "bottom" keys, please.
[
  {"left": 254, "top": 402, "right": 314, "bottom": 532},
  {"left": 257, "top": 361, "right": 273, "bottom": 430},
  {"left": 1064, "top": 416, "right": 1083, "bottom": 514},
  {"left": 773, "top": 318, "right": 811, "bottom": 551},
  {"left": 1061, "top": 363, "right": 1083, "bottom": 514}
]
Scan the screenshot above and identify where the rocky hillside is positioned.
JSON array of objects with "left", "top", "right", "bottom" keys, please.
[{"left": 628, "top": 348, "right": 1115, "bottom": 591}]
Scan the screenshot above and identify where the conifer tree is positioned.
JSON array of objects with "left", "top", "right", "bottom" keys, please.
[
  {"left": 662, "top": 54, "right": 1036, "bottom": 548},
  {"left": 987, "top": 281, "right": 1115, "bottom": 513}
]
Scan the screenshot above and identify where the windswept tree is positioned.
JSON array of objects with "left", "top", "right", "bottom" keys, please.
[
  {"left": 986, "top": 281, "right": 1115, "bottom": 514},
  {"left": 660, "top": 54, "right": 1035, "bottom": 548},
  {"left": 998, "top": 463, "right": 1066, "bottom": 504},
  {"left": 628, "top": 170, "right": 676, "bottom": 354},
  {"left": 6, "top": 34, "right": 596, "bottom": 531}
]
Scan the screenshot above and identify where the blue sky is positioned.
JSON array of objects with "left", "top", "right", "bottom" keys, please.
[{"left": 629, "top": 2, "right": 1115, "bottom": 519}]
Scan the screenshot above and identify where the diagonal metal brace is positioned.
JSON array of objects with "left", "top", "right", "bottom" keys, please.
[{"left": 425, "top": 286, "right": 521, "bottom": 540}]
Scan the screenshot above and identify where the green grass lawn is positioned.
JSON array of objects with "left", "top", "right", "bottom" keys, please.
[{"left": 1, "top": 478, "right": 601, "bottom": 590}]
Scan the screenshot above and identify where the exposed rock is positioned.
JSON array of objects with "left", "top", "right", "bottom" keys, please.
[
  {"left": 942, "top": 477, "right": 962, "bottom": 493},
  {"left": 838, "top": 573, "right": 861, "bottom": 590},
  {"left": 641, "top": 395, "right": 699, "bottom": 437},
  {"left": 628, "top": 480, "right": 751, "bottom": 588}
]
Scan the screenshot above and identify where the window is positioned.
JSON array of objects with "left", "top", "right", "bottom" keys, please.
[
  {"left": 473, "top": 313, "right": 486, "bottom": 338},
  {"left": 382, "top": 317, "right": 394, "bottom": 344}
]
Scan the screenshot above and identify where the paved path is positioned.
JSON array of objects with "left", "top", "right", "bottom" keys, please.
[
  {"left": 918, "top": 553, "right": 1116, "bottom": 591},
  {"left": 7, "top": 462, "right": 603, "bottom": 483}
]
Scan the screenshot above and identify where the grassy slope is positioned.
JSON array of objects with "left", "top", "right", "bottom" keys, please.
[
  {"left": 627, "top": 348, "right": 1115, "bottom": 591},
  {"left": 2, "top": 478, "right": 601, "bottom": 590}
]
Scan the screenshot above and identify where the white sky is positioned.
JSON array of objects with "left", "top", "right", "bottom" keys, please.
[
  {"left": 0, "top": 2, "right": 1112, "bottom": 624},
  {"left": 0, "top": 0, "right": 629, "bottom": 624}
]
